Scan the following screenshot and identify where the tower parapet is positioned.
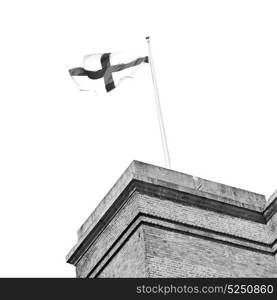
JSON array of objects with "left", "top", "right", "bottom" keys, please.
[{"left": 66, "top": 161, "right": 277, "bottom": 277}]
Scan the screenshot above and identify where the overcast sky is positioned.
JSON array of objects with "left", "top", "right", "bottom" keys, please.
[{"left": 0, "top": 0, "right": 276, "bottom": 277}]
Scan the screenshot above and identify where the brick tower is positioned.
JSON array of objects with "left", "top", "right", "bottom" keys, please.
[{"left": 66, "top": 161, "right": 277, "bottom": 277}]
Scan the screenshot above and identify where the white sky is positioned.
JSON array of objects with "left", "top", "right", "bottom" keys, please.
[{"left": 0, "top": 0, "right": 276, "bottom": 277}]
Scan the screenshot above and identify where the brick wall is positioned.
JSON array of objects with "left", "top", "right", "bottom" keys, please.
[
  {"left": 137, "top": 194, "right": 270, "bottom": 243},
  {"left": 98, "top": 227, "right": 146, "bottom": 278},
  {"left": 143, "top": 224, "right": 277, "bottom": 277}
]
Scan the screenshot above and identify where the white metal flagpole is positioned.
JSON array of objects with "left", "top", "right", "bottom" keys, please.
[{"left": 146, "top": 36, "right": 171, "bottom": 169}]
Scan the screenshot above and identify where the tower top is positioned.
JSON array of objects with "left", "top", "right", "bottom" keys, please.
[
  {"left": 66, "top": 160, "right": 268, "bottom": 264},
  {"left": 66, "top": 161, "right": 277, "bottom": 277}
]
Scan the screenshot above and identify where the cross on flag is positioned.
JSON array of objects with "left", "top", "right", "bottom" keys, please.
[{"left": 69, "top": 50, "right": 149, "bottom": 93}]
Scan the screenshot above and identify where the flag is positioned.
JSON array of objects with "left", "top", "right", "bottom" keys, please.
[{"left": 69, "top": 50, "right": 149, "bottom": 93}]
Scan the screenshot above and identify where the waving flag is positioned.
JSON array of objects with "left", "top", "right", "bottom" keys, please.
[
  {"left": 68, "top": 37, "right": 171, "bottom": 169},
  {"left": 69, "top": 50, "right": 149, "bottom": 93}
]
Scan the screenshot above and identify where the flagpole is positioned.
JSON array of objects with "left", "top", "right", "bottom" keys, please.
[{"left": 146, "top": 36, "right": 171, "bottom": 169}]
